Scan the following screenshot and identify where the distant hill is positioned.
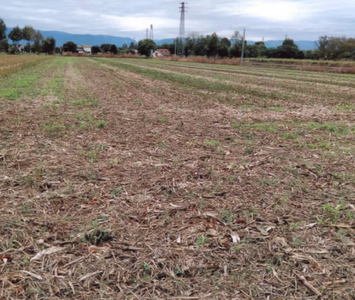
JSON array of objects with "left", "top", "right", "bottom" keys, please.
[
  {"left": 4, "top": 28, "right": 317, "bottom": 51},
  {"left": 248, "top": 40, "right": 317, "bottom": 51},
  {"left": 5, "top": 28, "right": 136, "bottom": 47}
]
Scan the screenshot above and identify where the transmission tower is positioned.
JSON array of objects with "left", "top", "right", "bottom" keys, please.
[
  {"left": 150, "top": 24, "right": 153, "bottom": 40},
  {"left": 178, "top": 2, "right": 187, "bottom": 55}
]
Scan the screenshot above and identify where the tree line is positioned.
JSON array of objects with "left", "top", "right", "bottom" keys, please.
[
  {"left": 145, "top": 31, "right": 355, "bottom": 60},
  {"left": 62, "top": 41, "right": 138, "bottom": 55},
  {"left": 0, "top": 19, "right": 56, "bottom": 54}
]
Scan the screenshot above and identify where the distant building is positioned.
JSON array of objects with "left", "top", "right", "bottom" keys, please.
[
  {"left": 17, "top": 44, "right": 25, "bottom": 52},
  {"left": 82, "top": 45, "right": 92, "bottom": 53},
  {"left": 153, "top": 49, "right": 171, "bottom": 57},
  {"left": 76, "top": 44, "right": 92, "bottom": 54}
]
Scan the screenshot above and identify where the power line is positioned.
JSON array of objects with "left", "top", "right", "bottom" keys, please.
[{"left": 178, "top": 2, "right": 187, "bottom": 56}]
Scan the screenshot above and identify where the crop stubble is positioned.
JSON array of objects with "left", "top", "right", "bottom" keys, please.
[{"left": 0, "top": 56, "right": 354, "bottom": 299}]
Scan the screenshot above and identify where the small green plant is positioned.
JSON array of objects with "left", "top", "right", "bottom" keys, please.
[
  {"left": 110, "top": 188, "right": 122, "bottom": 197},
  {"left": 323, "top": 203, "right": 341, "bottom": 223},
  {"left": 283, "top": 132, "right": 298, "bottom": 140},
  {"left": 96, "top": 121, "right": 106, "bottom": 128},
  {"left": 43, "top": 123, "right": 65, "bottom": 136},
  {"left": 88, "top": 151, "right": 97, "bottom": 163},
  {"left": 205, "top": 139, "right": 221, "bottom": 147},
  {"left": 221, "top": 209, "right": 234, "bottom": 223},
  {"left": 289, "top": 222, "right": 300, "bottom": 230},
  {"left": 158, "top": 115, "right": 169, "bottom": 122},
  {"left": 84, "top": 229, "right": 113, "bottom": 245},
  {"left": 196, "top": 235, "right": 207, "bottom": 248}
]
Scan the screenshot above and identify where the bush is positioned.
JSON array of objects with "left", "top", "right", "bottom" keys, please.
[{"left": 8, "top": 45, "right": 19, "bottom": 55}]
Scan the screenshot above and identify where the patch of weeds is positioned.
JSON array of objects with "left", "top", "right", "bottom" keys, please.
[
  {"left": 241, "top": 132, "right": 254, "bottom": 140},
  {"left": 79, "top": 122, "right": 87, "bottom": 130},
  {"left": 289, "top": 222, "right": 300, "bottom": 230},
  {"left": 205, "top": 139, "right": 221, "bottom": 147},
  {"left": 221, "top": 209, "right": 234, "bottom": 223},
  {"left": 142, "top": 263, "right": 151, "bottom": 281},
  {"left": 245, "top": 149, "right": 254, "bottom": 155},
  {"left": 291, "top": 236, "right": 302, "bottom": 247},
  {"left": 323, "top": 203, "right": 341, "bottom": 223},
  {"left": 158, "top": 115, "right": 169, "bottom": 122},
  {"left": 84, "top": 229, "right": 113, "bottom": 245},
  {"left": 88, "top": 151, "right": 97, "bottom": 163},
  {"left": 0, "top": 89, "right": 19, "bottom": 100},
  {"left": 96, "top": 121, "right": 106, "bottom": 128},
  {"left": 283, "top": 132, "right": 298, "bottom": 140},
  {"left": 196, "top": 235, "right": 207, "bottom": 248},
  {"left": 43, "top": 123, "right": 66, "bottom": 137},
  {"left": 69, "top": 99, "right": 98, "bottom": 107},
  {"left": 269, "top": 106, "right": 285, "bottom": 112},
  {"left": 110, "top": 188, "right": 122, "bottom": 197},
  {"left": 336, "top": 105, "right": 354, "bottom": 111}
]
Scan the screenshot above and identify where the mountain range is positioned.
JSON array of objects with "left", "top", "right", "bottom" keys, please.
[{"left": 5, "top": 28, "right": 317, "bottom": 50}]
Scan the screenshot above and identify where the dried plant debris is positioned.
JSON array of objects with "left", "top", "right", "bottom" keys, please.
[{"left": 0, "top": 56, "right": 354, "bottom": 299}]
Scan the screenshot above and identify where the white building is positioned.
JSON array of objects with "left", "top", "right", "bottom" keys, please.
[{"left": 152, "top": 49, "right": 171, "bottom": 57}]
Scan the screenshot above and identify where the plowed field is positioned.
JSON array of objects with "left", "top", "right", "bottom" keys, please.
[{"left": 1, "top": 56, "right": 354, "bottom": 299}]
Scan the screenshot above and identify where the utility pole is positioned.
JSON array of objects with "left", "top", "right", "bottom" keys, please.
[
  {"left": 241, "top": 29, "right": 246, "bottom": 63},
  {"left": 150, "top": 24, "right": 153, "bottom": 40},
  {"left": 179, "top": 2, "right": 187, "bottom": 56},
  {"left": 175, "top": 38, "right": 177, "bottom": 55}
]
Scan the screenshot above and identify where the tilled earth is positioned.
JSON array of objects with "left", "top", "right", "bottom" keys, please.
[{"left": 0, "top": 57, "right": 354, "bottom": 299}]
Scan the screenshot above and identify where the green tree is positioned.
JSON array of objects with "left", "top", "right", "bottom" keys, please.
[
  {"left": 33, "top": 30, "right": 43, "bottom": 54},
  {"left": 160, "top": 42, "right": 175, "bottom": 56},
  {"left": 110, "top": 44, "right": 118, "bottom": 54},
  {"left": 63, "top": 41, "right": 77, "bottom": 52},
  {"left": 42, "top": 37, "right": 55, "bottom": 54},
  {"left": 8, "top": 44, "right": 19, "bottom": 55},
  {"left": 137, "top": 39, "right": 156, "bottom": 57},
  {"left": 0, "top": 18, "right": 7, "bottom": 52},
  {"left": 0, "top": 18, "right": 6, "bottom": 40},
  {"left": 129, "top": 42, "right": 137, "bottom": 50},
  {"left": 275, "top": 39, "right": 300, "bottom": 58},
  {"left": 91, "top": 45, "right": 100, "bottom": 54},
  {"left": 8, "top": 26, "right": 23, "bottom": 44},
  {"left": 100, "top": 43, "right": 111, "bottom": 53},
  {"left": 22, "top": 25, "right": 35, "bottom": 44}
]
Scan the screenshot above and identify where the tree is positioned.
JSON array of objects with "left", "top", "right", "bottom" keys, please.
[
  {"left": 63, "top": 41, "right": 77, "bottom": 52},
  {"left": 231, "top": 31, "right": 242, "bottom": 45},
  {"left": 91, "top": 45, "right": 100, "bottom": 54},
  {"left": 129, "top": 42, "right": 137, "bottom": 50},
  {"left": 8, "top": 44, "right": 19, "bottom": 55},
  {"left": 100, "top": 43, "right": 111, "bottom": 53},
  {"left": 0, "top": 18, "right": 7, "bottom": 52},
  {"left": 24, "top": 42, "right": 31, "bottom": 53},
  {"left": 0, "top": 18, "right": 6, "bottom": 40},
  {"left": 42, "top": 37, "right": 55, "bottom": 54},
  {"left": 110, "top": 44, "right": 118, "bottom": 54},
  {"left": 274, "top": 38, "right": 300, "bottom": 58},
  {"left": 8, "top": 26, "right": 23, "bottom": 44},
  {"left": 55, "top": 47, "right": 61, "bottom": 54},
  {"left": 33, "top": 30, "right": 43, "bottom": 54},
  {"left": 137, "top": 39, "right": 156, "bottom": 57},
  {"left": 22, "top": 25, "right": 35, "bottom": 44}
]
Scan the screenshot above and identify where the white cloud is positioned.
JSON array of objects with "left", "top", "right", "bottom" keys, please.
[{"left": 1, "top": 0, "right": 355, "bottom": 40}]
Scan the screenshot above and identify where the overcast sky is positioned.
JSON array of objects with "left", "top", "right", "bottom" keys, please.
[{"left": 1, "top": 0, "right": 355, "bottom": 41}]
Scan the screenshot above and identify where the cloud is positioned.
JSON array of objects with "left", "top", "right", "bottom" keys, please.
[{"left": 1, "top": 0, "right": 355, "bottom": 40}]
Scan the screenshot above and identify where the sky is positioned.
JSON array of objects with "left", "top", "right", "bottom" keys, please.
[{"left": 1, "top": 0, "right": 355, "bottom": 41}]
